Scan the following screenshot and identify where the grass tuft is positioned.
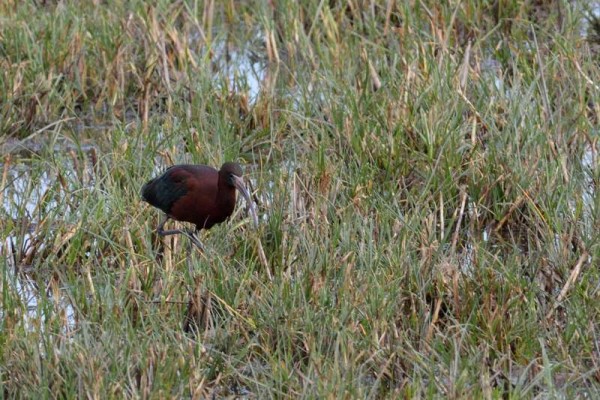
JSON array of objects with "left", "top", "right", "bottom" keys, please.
[{"left": 1, "top": 0, "right": 599, "bottom": 397}]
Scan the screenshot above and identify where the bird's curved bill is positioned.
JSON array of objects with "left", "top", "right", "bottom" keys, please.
[{"left": 233, "top": 176, "right": 259, "bottom": 228}]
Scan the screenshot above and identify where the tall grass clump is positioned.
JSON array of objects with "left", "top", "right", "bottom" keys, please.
[{"left": 1, "top": 0, "right": 599, "bottom": 397}]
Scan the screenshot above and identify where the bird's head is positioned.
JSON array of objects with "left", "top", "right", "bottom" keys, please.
[{"left": 220, "top": 162, "right": 259, "bottom": 228}]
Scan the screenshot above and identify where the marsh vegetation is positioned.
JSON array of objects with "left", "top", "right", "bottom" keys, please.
[{"left": 1, "top": 0, "right": 599, "bottom": 397}]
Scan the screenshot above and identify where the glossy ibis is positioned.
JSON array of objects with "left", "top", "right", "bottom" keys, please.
[{"left": 141, "top": 162, "right": 258, "bottom": 249}]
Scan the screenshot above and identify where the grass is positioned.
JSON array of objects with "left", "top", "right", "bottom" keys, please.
[{"left": 1, "top": 0, "right": 599, "bottom": 397}]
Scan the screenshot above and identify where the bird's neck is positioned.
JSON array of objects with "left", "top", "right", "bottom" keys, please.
[{"left": 217, "top": 176, "right": 237, "bottom": 210}]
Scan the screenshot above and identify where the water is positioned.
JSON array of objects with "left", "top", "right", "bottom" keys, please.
[
  {"left": 2, "top": 234, "right": 77, "bottom": 334},
  {"left": 0, "top": 144, "right": 97, "bottom": 335}
]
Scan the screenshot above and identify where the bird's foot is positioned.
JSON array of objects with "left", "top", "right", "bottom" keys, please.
[
  {"left": 184, "top": 230, "right": 205, "bottom": 252},
  {"left": 157, "top": 226, "right": 204, "bottom": 252}
]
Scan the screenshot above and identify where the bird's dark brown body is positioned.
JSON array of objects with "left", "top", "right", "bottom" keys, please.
[
  {"left": 143, "top": 164, "right": 237, "bottom": 230},
  {"left": 142, "top": 162, "right": 257, "bottom": 247}
]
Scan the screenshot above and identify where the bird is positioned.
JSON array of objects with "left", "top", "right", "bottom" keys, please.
[{"left": 141, "top": 162, "right": 258, "bottom": 249}]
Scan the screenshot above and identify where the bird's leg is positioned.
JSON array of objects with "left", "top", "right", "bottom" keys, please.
[
  {"left": 157, "top": 215, "right": 204, "bottom": 251},
  {"left": 157, "top": 215, "right": 183, "bottom": 236},
  {"left": 186, "top": 231, "right": 204, "bottom": 252}
]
